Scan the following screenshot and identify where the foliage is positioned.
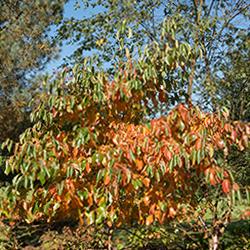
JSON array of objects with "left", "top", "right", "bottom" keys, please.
[
  {"left": 57, "top": 0, "right": 249, "bottom": 107},
  {"left": 0, "top": 2, "right": 249, "bottom": 249},
  {"left": 0, "top": 34, "right": 249, "bottom": 230},
  {"left": 214, "top": 33, "right": 250, "bottom": 122}
]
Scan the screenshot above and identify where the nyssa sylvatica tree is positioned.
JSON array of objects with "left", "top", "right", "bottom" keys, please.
[{"left": 0, "top": 19, "right": 249, "bottom": 250}]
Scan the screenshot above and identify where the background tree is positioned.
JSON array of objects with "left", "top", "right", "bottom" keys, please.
[
  {"left": 214, "top": 33, "right": 250, "bottom": 122},
  {"left": 57, "top": 0, "right": 249, "bottom": 108},
  {"left": 0, "top": 0, "right": 66, "bottom": 144}
]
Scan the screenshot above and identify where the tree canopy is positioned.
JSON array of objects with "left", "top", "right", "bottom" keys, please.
[{"left": 1, "top": 29, "right": 249, "bottom": 229}]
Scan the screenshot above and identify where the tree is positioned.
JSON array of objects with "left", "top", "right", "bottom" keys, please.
[
  {"left": 57, "top": 0, "right": 249, "bottom": 108},
  {"left": 0, "top": 28, "right": 249, "bottom": 249},
  {"left": 214, "top": 33, "right": 250, "bottom": 122},
  {"left": 0, "top": 0, "right": 66, "bottom": 144}
]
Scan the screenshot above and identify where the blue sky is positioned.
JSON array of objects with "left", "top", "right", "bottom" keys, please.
[
  {"left": 45, "top": 0, "right": 249, "bottom": 75},
  {"left": 45, "top": 0, "right": 98, "bottom": 74}
]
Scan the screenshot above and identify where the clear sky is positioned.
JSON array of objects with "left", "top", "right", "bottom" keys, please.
[
  {"left": 45, "top": 0, "right": 96, "bottom": 74},
  {"left": 45, "top": 0, "right": 249, "bottom": 75}
]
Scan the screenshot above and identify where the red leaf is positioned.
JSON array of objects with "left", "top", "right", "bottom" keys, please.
[
  {"left": 231, "top": 130, "right": 237, "bottom": 141},
  {"left": 159, "top": 90, "right": 165, "bottom": 103},
  {"left": 222, "top": 179, "right": 230, "bottom": 193},
  {"left": 164, "top": 150, "right": 172, "bottom": 161},
  {"left": 210, "top": 172, "right": 217, "bottom": 186},
  {"left": 195, "top": 138, "right": 202, "bottom": 150}
]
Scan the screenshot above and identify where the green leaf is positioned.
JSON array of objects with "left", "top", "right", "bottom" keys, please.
[
  {"left": 129, "top": 150, "right": 136, "bottom": 162},
  {"left": 197, "top": 150, "right": 201, "bottom": 164},
  {"left": 246, "top": 188, "right": 250, "bottom": 203},
  {"left": 86, "top": 210, "right": 95, "bottom": 225},
  {"left": 38, "top": 169, "right": 46, "bottom": 185},
  {"left": 169, "top": 158, "right": 174, "bottom": 173},
  {"left": 237, "top": 190, "right": 242, "bottom": 204}
]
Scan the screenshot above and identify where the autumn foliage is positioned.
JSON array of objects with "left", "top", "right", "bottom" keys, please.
[{"left": 0, "top": 41, "right": 249, "bottom": 228}]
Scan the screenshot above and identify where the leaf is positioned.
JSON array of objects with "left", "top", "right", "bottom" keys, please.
[
  {"left": 197, "top": 150, "right": 201, "bottom": 164},
  {"left": 208, "top": 145, "right": 214, "bottom": 158},
  {"left": 146, "top": 214, "right": 154, "bottom": 226},
  {"left": 104, "top": 173, "right": 111, "bottom": 185},
  {"left": 231, "top": 130, "right": 237, "bottom": 141},
  {"left": 86, "top": 210, "right": 95, "bottom": 225},
  {"left": 191, "top": 150, "right": 196, "bottom": 165},
  {"left": 128, "top": 27, "right": 133, "bottom": 38},
  {"left": 237, "top": 189, "right": 242, "bottom": 203},
  {"left": 246, "top": 189, "right": 250, "bottom": 203},
  {"left": 86, "top": 162, "right": 91, "bottom": 173},
  {"left": 195, "top": 138, "right": 202, "bottom": 150},
  {"left": 169, "top": 158, "right": 174, "bottom": 173},
  {"left": 178, "top": 104, "right": 189, "bottom": 123},
  {"left": 38, "top": 169, "right": 46, "bottom": 185},
  {"left": 143, "top": 196, "right": 150, "bottom": 206},
  {"left": 73, "top": 147, "right": 78, "bottom": 157},
  {"left": 88, "top": 193, "right": 93, "bottom": 206},
  {"left": 222, "top": 179, "right": 230, "bottom": 194},
  {"left": 164, "top": 150, "right": 172, "bottom": 161},
  {"left": 129, "top": 150, "right": 136, "bottom": 162},
  {"left": 209, "top": 171, "right": 217, "bottom": 186},
  {"left": 232, "top": 183, "right": 239, "bottom": 191},
  {"left": 168, "top": 207, "right": 176, "bottom": 218},
  {"left": 135, "top": 159, "right": 144, "bottom": 171},
  {"left": 142, "top": 177, "right": 150, "bottom": 188}
]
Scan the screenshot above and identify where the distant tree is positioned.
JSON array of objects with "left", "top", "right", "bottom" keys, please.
[
  {"left": 215, "top": 33, "right": 250, "bottom": 122},
  {"left": 0, "top": 0, "right": 66, "bottom": 143}
]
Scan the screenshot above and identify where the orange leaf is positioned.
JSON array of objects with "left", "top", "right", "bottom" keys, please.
[
  {"left": 88, "top": 193, "right": 93, "bottom": 206},
  {"left": 86, "top": 162, "right": 91, "bottom": 173},
  {"left": 178, "top": 104, "right": 189, "bottom": 123},
  {"left": 210, "top": 172, "right": 217, "bottom": 186},
  {"left": 241, "top": 209, "right": 250, "bottom": 219},
  {"left": 154, "top": 210, "right": 162, "bottom": 221},
  {"left": 73, "top": 147, "right": 78, "bottom": 158},
  {"left": 142, "top": 178, "right": 150, "bottom": 187},
  {"left": 168, "top": 207, "right": 176, "bottom": 218},
  {"left": 143, "top": 196, "right": 150, "bottom": 206},
  {"left": 233, "top": 183, "right": 239, "bottom": 191},
  {"left": 195, "top": 138, "right": 202, "bottom": 150},
  {"left": 104, "top": 174, "right": 111, "bottom": 185},
  {"left": 149, "top": 204, "right": 156, "bottom": 215},
  {"left": 135, "top": 159, "right": 144, "bottom": 171},
  {"left": 222, "top": 179, "right": 230, "bottom": 193},
  {"left": 146, "top": 214, "right": 154, "bottom": 226},
  {"left": 164, "top": 150, "right": 172, "bottom": 161}
]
